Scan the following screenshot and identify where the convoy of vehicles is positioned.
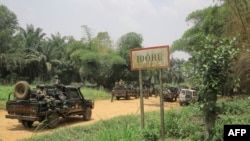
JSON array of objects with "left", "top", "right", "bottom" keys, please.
[{"left": 5, "top": 77, "right": 197, "bottom": 130}]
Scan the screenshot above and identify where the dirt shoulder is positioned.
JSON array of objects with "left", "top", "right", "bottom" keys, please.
[{"left": 0, "top": 97, "right": 181, "bottom": 141}]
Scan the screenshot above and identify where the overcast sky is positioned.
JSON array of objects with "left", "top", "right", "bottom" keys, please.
[{"left": 0, "top": 0, "right": 216, "bottom": 59}]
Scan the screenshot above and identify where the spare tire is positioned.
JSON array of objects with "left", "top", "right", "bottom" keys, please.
[
  {"left": 185, "top": 94, "right": 192, "bottom": 101},
  {"left": 14, "top": 81, "right": 30, "bottom": 100}
]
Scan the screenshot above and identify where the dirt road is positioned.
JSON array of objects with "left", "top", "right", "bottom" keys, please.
[{"left": 0, "top": 97, "right": 181, "bottom": 141}]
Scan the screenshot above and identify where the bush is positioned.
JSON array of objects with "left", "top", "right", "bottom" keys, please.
[{"left": 141, "top": 116, "right": 160, "bottom": 141}]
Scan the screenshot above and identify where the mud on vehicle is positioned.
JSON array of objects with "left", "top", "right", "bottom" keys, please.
[{"left": 5, "top": 81, "right": 94, "bottom": 129}]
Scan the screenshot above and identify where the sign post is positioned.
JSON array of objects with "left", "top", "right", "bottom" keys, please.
[
  {"left": 159, "top": 68, "right": 164, "bottom": 140},
  {"left": 130, "top": 45, "right": 170, "bottom": 141},
  {"left": 139, "top": 69, "right": 144, "bottom": 129}
]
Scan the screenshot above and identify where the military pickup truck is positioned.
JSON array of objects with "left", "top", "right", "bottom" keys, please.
[
  {"left": 163, "top": 86, "right": 178, "bottom": 102},
  {"left": 111, "top": 84, "right": 139, "bottom": 102},
  {"left": 5, "top": 81, "right": 94, "bottom": 128}
]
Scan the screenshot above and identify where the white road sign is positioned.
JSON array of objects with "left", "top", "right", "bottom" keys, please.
[{"left": 130, "top": 45, "right": 170, "bottom": 70}]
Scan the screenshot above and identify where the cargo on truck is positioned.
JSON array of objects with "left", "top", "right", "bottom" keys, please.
[{"left": 5, "top": 81, "right": 94, "bottom": 128}]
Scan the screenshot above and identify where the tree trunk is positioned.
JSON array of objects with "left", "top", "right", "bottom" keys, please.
[
  {"left": 204, "top": 110, "right": 217, "bottom": 140},
  {"left": 203, "top": 92, "right": 217, "bottom": 140}
]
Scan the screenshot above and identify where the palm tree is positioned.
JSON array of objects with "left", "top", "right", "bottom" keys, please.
[
  {"left": 19, "top": 24, "right": 46, "bottom": 50},
  {"left": 162, "top": 58, "right": 186, "bottom": 85},
  {"left": 18, "top": 24, "right": 47, "bottom": 82}
]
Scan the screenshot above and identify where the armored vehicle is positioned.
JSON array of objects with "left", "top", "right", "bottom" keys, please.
[{"left": 5, "top": 81, "right": 94, "bottom": 128}]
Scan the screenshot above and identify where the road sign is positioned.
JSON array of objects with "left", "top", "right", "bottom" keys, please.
[
  {"left": 130, "top": 45, "right": 170, "bottom": 141},
  {"left": 130, "top": 45, "right": 170, "bottom": 70}
]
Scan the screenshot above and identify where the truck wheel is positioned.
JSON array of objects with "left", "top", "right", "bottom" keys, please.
[
  {"left": 135, "top": 94, "right": 138, "bottom": 99},
  {"left": 179, "top": 102, "right": 183, "bottom": 106},
  {"left": 116, "top": 96, "right": 120, "bottom": 100},
  {"left": 83, "top": 107, "right": 92, "bottom": 121},
  {"left": 46, "top": 112, "right": 60, "bottom": 128},
  {"left": 21, "top": 120, "right": 33, "bottom": 128},
  {"left": 172, "top": 97, "right": 177, "bottom": 102},
  {"left": 14, "top": 81, "right": 30, "bottom": 100}
]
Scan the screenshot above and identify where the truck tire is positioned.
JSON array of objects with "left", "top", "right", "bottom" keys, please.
[
  {"left": 21, "top": 120, "right": 33, "bottom": 128},
  {"left": 185, "top": 95, "right": 192, "bottom": 101},
  {"left": 83, "top": 107, "right": 92, "bottom": 121},
  {"left": 125, "top": 95, "right": 130, "bottom": 100},
  {"left": 14, "top": 81, "right": 30, "bottom": 100},
  {"left": 46, "top": 112, "right": 60, "bottom": 128},
  {"left": 173, "top": 97, "right": 177, "bottom": 102},
  {"left": 179, "top": 101, "right": 183, "bottom": 106},
  {"left": 135, "top": 94, "right": 138, "bottom": 99}
]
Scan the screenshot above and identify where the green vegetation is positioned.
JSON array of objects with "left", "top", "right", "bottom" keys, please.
[
  {"left": 18, "top": 97, "right": 250, "bottom": 141},
  {"left": 0, "top": 4, "right": 187, "bottom": 90},
  {"left": 81, "top": 88, "right": 111, "bottom": 100},
  {"left": 0, "top": 85, "right": 13, "bottom": 109}
]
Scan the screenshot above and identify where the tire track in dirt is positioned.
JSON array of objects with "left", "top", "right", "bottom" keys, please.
[{"left": 0, "top": 97, "right": 181, "bottom": 141}]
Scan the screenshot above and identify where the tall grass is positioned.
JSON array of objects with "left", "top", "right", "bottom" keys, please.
[
  {"left": 19, "top": 98, "right": 250, "bottom": 141},
  {"left": 81, "top": 88, "right": 111, "bottom": 100},
  {"left": 0, "top": 85, "right": 13, "bottom": 109}
]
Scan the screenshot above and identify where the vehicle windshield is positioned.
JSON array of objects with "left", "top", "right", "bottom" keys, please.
[
  {"left": 186, "top": 91, "right": 193, "bottom": 95},
  {"left": 193, "top": 91, "right": 197, "bottom": 96}
]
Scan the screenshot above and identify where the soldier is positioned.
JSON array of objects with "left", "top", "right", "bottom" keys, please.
[
  {"left": 114, "top": 81, "right": 119, "bottom": 89},
  {"left": 36, "top": 85, "right": 46, "bottom": 95},
  {"left": 119, "top": 79, "right": 124, "bottom": 86},
  {"left": 37, "top": 85, "right": 55, "bottom": 111},
  {"left": 54, "top": 75, "right": 61, "bottom": 85},
  {"left": 119, "top": 79, "right": 127, "bottom": 88},
  {"left": 111, "top": 81, "right": 118, "bottom": 102}
]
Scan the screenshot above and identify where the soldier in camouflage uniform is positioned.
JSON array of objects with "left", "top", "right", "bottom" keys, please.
[{"left": 37, "top": 85, "right": 55, "bottom": 111}]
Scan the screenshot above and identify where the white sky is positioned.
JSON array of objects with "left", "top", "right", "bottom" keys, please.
[{"left": 0, "top": 0, "right": 216, "bottom": 60}]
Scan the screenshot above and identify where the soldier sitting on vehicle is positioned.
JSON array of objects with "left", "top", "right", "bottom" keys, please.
[
  {"left": 113, "top": 81, "right": 119, "bottom": 89},
  {"left": 119, "top": 79, "right": 124, "bottom": 85},
  {"left": 53, "top": 75, "right": 65, "bottom": 90},
  {"left": 111, "top": 80, "right": 127, "bottom": 102},
  {"left": 36, "top": 85, "right": 46, "bottom": 95},
  {"left": 36, "top": 85, "right": 55, "bottom": 111},
  {"left": 54, "top": 75, "right": 61, "bottom": 85},
  {"left": 57, "top": 89, "right": 68, "bottom": 109},
  {"left": 118, "top": 79, "right": 127, "bottom": 89}
]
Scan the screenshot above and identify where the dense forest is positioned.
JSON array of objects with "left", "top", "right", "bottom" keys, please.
[
  {"left": 0, "top": 4, "right": 187, "bottom": 89},
  {"left": 170, "top": 0, "right": 250, "bottom": 139},
  {"left": 0, "top": 0, "right": 250, "bottom": 92}
]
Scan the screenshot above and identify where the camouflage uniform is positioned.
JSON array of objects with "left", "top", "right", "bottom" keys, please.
[
  {"left": 54, "top": 75, "right": 61, "bottom": 85},
  {"left": 37, "top": 86, "right": 46, "bottom": 95},
  {"left": 37, "top": 85, "right": 55, "bottom": 110}
]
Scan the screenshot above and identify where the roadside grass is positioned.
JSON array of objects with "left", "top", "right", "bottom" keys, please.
[
  {"left": 81, "top": 88, "right": 111, "bottom": 100},
  {"left": 19, "top": 97, "right": 250, "bottom": 141},
  {"left": 0, "top": 85, "right": 13, "bottom": 109}
]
